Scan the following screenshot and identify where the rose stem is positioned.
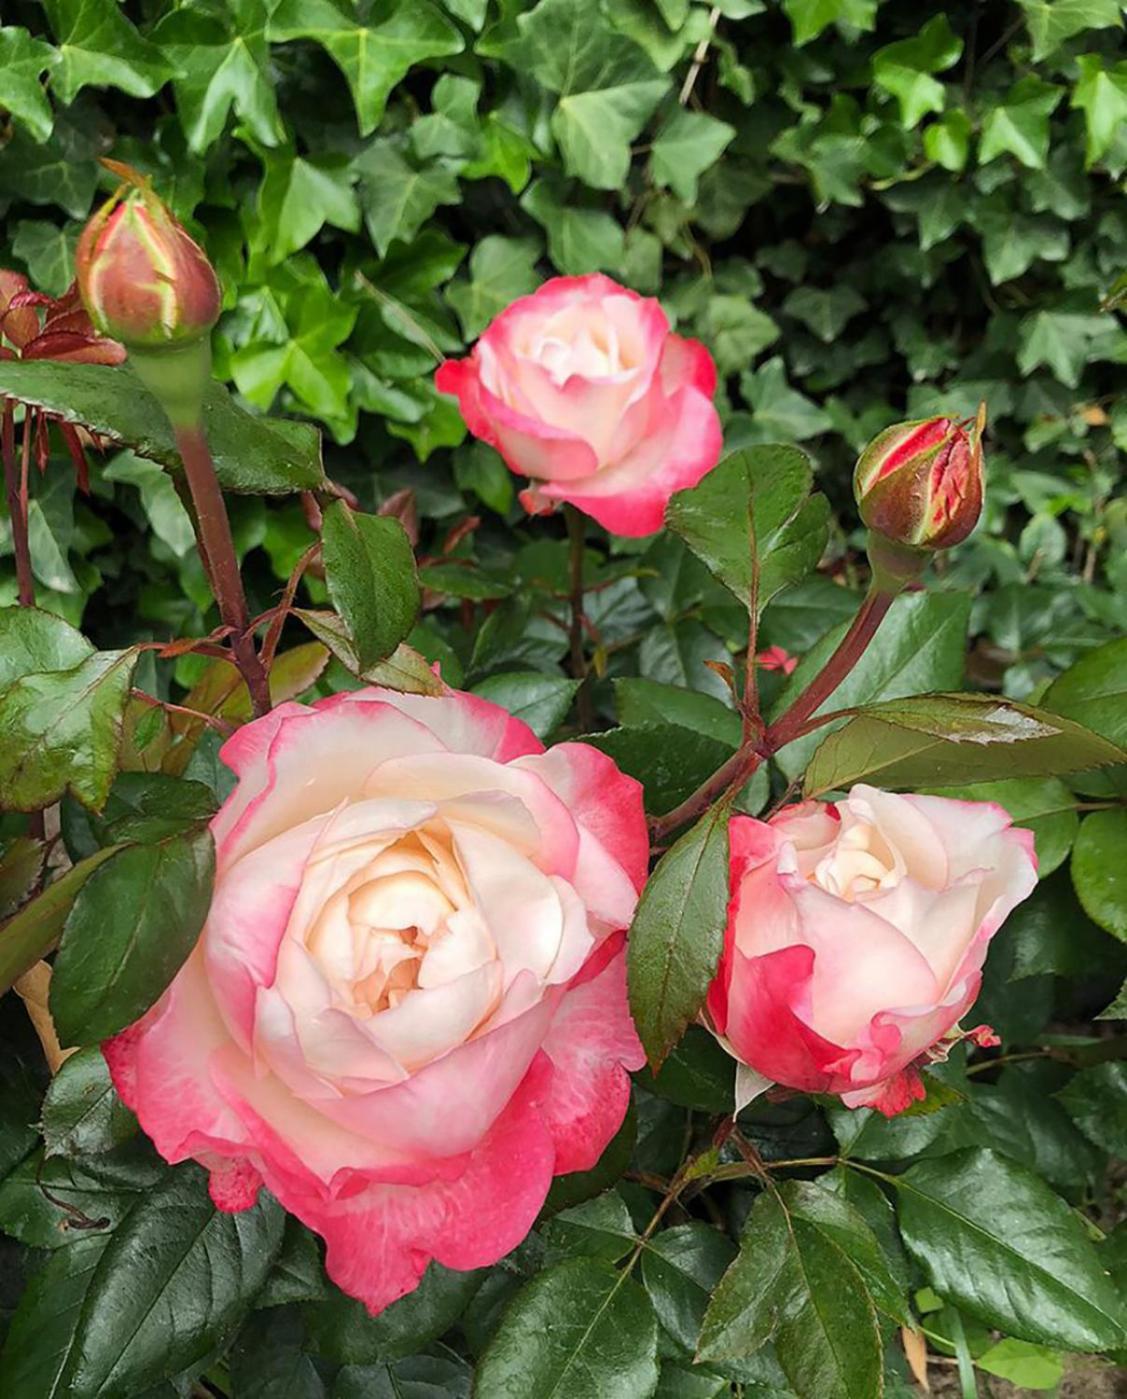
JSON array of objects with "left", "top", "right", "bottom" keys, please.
[
  {"left": 649, "top": 583, "right": 898, "bottom": 840},
  {"left": 2, "top": 405, "right": 35, "bottom": 608},
  {"left": 565, "top": 504, "right": 594, "bottom": 731},
  {"left": 172, "top": 423, "right": 272, "bottom": 718}
]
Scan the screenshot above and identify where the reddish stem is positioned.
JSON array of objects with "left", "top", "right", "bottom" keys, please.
[
  {"left": 2, "top": 405, "right": 35, "bottom": 608},
  {"left": 172, "top": 423, "right": 272, "bottom": 719}
]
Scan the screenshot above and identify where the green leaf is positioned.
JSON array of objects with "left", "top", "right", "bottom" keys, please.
[
  {"left": 152, "top": 0, "right": 282, "bottom": 153},
  {"left": 471, "top": 672, "right": 579, "bottom": 738},
  {"left": 633, "top": 1024, "right": 735, "bottom": 1111},
  {"left": 255, "top": 150, "right": 360, "bottom": 265},
  {"left": 295, "top": 611, "right": 443, "bottom": 696},
  {"left": 783, "top": 285, "right": 867, "bottom": 343},
  {"left": 59, "top": 1166, "right": 283, "bottom": 1395},
  {"left": 0, "top": 362, "right": 326, "bottom": 495},
  {"left": 50, "top": 825, "right": 215, "bottom": 1046},
  {"left": 699, "top": 1184, "right": 884, "bottom": 1399},
  {"left": 1018, "top": 0, "right": 1122, "bottom": 60},
  {"left": 522, "top": 179, "right": 625, "bottom": 276},
  {"left": 355, "top": 139, "right": 462, "bottom": 257},
  {"left": 772, "top": 590, "right": 971, "bottom": 781},
  {"left": 975, "top": 1338, "right": 1064, "bottom": 1390},
  {"left": 1057, "top": 1061, "right": 1127, "bottom": 1156},
  {"left": 978, "top": 77, "right": 1063, "bottom": 169},
  {"left": 63, "top": 772, "right": 217, "bottom": 856},
  {"left": 446, "top": 235, "right": 542, "bottom": 339},
  {"left": 334, "top": 1354, "right": 474, "bottom": 1398},
  {"left": 1042, "top": 637, "right": 1127, "bottom": 749},
  {"left": 0, "top": 606, "right": 92, "bottom": 687},
  {"left": 925, "top": 777, "right": 1079, "bottom": 877},
  {"left": 922, "top": 109, "right": 971, "bottom": 171},
  {"left": 11, "top": 219, "right": 78, "bottom": 297},
  {"left": 1070, "top": 55, "right": 1127, "bottom": 165},
  {"left": 0, "top": 836, "right": 47, "bottom": 918},
  {"left": 228, "top": 1307, "right": 329, "bottom": 1399},
  {"left": 476, "top": 1257, "right": 659, "bottom": 1399},
  {"left": 319, "top": 500, "right": 421, "bottom": 671},
  {"left": 700, "top": 295, "right": 780, "bottom": 377},
  {"left": 0, "top": 1144, "right": 163, "bottom": 1248},
  {"left": 739, "top": 357, "right": 832, "bottom": 442},
  {"left": 894, "top": 1148, "right": 1126, "bottom": 1350},
  {"left": 0, "top": 27, "right": 59, "bottom": 142},
  {"left": 872, "top": 14, "right": 962, "bottom": 128},
  {"left": 43, "top": 0, "right": 172, "bottom": 105},
  {"left": 1016, "top": 307, "right": 1113, "bottom": 388},
  {"left": 0, "top": 1233, "right": 110, "bottom": 1399},
  {"left": 41, "top": 1046, "right": 138, "bottom": 1159},
  {"left": 586, "top": 723, "right": 738, "bottom": 816},
  {"left": 258, "top": 1218, "right": 329, "bottom": 1309},
  {"left": 651, "top": 110, "right": 736, "bottom": 202},
  {"left": 666, "top": 445, "right": 828, "bottom": 616},
  {"left": 640, "top": 1223, "right": 736, "bottom": 1352},
  {"left": 627, "top": 802, "right": 730, "bottom": 1069},
  {"left": 0, "top": 647, "right": 139, "bottom": 811},
  {"left": 269, "top": 0, "right": 464, "bottom": 137},
  {"left": 543, "top": 1191, "right": 638, "bottom": 1264},
  {"left": 0, "top": 845, "right": 122, "bottom": 996},
  {"left": 782, "top": 0, "right": 878, "bottom": 45},
  {"left": 1071, "top": 809, "right": 1127, "bottom": 940},
  {"left": 804, "top": 693, "right": 1127, "bottom": 797},
  {"left": 554, "top": 80, "right": 668, "bottom": 190},
  {"left": 615, "top": 678, "right": 742, "bottom": 746},
  {"left": 303, "top": 1264, "right": 483, "bottom": 1364}
]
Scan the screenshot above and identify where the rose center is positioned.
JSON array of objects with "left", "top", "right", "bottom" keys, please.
[{"left": 812, "top": 821, "right": 900, "bottom": 900}]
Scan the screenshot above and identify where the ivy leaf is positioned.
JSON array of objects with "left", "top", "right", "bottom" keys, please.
[
  {"left": 782, "top": 0, "right": 878, "bottom": 46},
  {"left": 0, "top": 646, "right": 139, "bottom": 812},
  {"left": 11, "top": 219, "right": 77, "bottom": 296},
  {"left": 153, "top": 0, "right": 283, "bottom": 154},
  {"left": 1018, "top": 0, "right": 1122, "bottom": 62},
  {"left": 1016, "top": 307, "right": 1111, "bottom": 387},
  {"left": 783, "top": 284, "right": 867, "bottom": 342},
  {"left": 0, "top": 27, "right": 59, "bottom": 142},
  {"left": 923, "top": 108, "right": 971, "bottom": 170},
  {"left": 320, "top": 500, "right": 420, "bottom": 670},
  {"left": 59, "top": 1165, "right": 284, "bottom": 1396},
  {"left": 979, "top": 77, "right": 1063, "bottom": 169},
  {"left": 521, "top": 179, "right": 625, "bottom": 275},
  {"left": 268, "top": 0, "right": 464, "bottom": 137},
  {"left": 475, "top": 1258, "right": 659, "bottom": 1399},
  {"left": 1070, "top": 55, "right": 1127, "bottom": 165},
  {"left": 0, "top": 113, "right": 99, "bottom": 218},
  {"left": 651, "top": 110, "right": 736, "bottom": 202},
  {"left": 355, "top": 138, "right": 462, "bottom": 257},
  {"left": 739, "top": 357, "right": 832, "bottom": 441},
  {"left": 872, "top": 14, "right": 963, "bottom": 128},
  {"left": 628, "top": 801, "right": 730, "bottom": 1069},
  {"left": 42, "top": 0, "right": 172, "bottom": 105},
  {"left": 255, "top": 150, "right": 360, "bottom": 265},
  {"left": 972, "top": 198, "right": 1069, "bottom": 285},
  {"left": 50, "top": 825, "right": 216, "bottom": 1046},
  {"left": 894, "top": 1148, "right": 1126, "bottom": 1349},
  {"left": 446, "top": 234, "right": 541, "bottom": 339},
  {"left": 700, "top": 295, "right": 779, "bottom": 377}
]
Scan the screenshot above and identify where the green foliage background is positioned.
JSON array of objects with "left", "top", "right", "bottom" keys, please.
[{"left": 1, "top": 2, "right": 1127, "bottom": 1397}]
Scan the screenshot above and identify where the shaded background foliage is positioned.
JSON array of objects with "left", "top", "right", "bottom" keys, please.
[{"left": 0, "top": 1, "right": 1126, "bottom": 1396}]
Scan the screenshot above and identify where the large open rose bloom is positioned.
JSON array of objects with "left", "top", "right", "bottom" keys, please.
[
  {"left": 435, "top": 274, "right": 722, "bottom": 535},
  {"left": 706, "top": 786, "right": 1037, "bottom": 1116},
  {"left": 105, "top": 687, "right": 647, "bottom": 1313}
]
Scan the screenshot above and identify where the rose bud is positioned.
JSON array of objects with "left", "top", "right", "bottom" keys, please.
[
  {"left": 436, "top": 274, "right": 722, "bottom": 536},
  {"left": 105, "top": 685, "right": 647, "bottom": 1314},
  {"left": 854, "top": 416, "right": 984, "bottom": 558},
  {"left": 704, "top": 786, "right": 1037, "bottom": 1116},
  {"left": 76, "top": 184, "right": 220, "bottom": 353}
]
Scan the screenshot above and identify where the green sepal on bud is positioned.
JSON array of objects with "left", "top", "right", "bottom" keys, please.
[{"left": 76, "top": 162, "right": 222, "bottom": 425}]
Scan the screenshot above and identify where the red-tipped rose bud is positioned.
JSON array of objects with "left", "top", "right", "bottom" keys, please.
[
  {"left": 76, "top": 185, "right": 220, "bottom": 352},
  {"left": 854, "top": 415, "right": 984, "bottom": 554}
]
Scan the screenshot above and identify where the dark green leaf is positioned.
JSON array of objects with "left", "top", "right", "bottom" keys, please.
[
  {"left": 640, "top": 1222, "right": 736, "bottom": 1351},
  {"left": 633, "top": 1024, "right": 735, "bottom": 1112},
  {"left": 627, "top": 803, "right": 730, "bottom": 1069},
  {"left": 471, "top": 672, "right": 579, "bottom": 738},
  {"left": 585, "top": 724, "right": 736, "bottom": 816},
  {"left": 229, "top": 1306, "right": 329, "bottom": 1399},
  {"left": 303, "top": 1264, "right": 483, "bottom": 1364},
  {"left": 50, "top": 826, "right": 215, "bottom": 1046},
  {"left": 1071, "top": 809, "right": 1127, "bottom": 940},
  {"left": 894, "top": 1148, "right": 1126, "bottom": 1350},
  {"left": 257, "top": 1218, "right": 329, "bottom": 1309},
  {"left": 60, "top": 1165, "right": 284, "bottom": 1396},
  {"left": 0, "top": 1143, "right": 161, "bottom": 1248},
  {"left": 0, "top": 363, "right": 326, "bottom": 495},
  {"left": 41, "top": 1047, "right": 137, "bottom": 1158},
  {"left": 543, "top": 1191, "right": 638, "bottom": 1265},
  {"left": 1057, "top": 1061, "right": 1127, "bottom": 1156},
  {"left": 475, "top": 1257, "right": 659, "bottom": 1399},
  {"left": 320, "top": 500, "right": 421, "bottom": 671},
  {"left": 0, "top": 837, "right": 47, "bottom": 919}
]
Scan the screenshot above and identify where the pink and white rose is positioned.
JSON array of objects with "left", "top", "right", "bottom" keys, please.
[
  {"left": 105, "top": 687, "right": 647, "bottom": 1313},
  {"left": 706, "top": 786, "right": 1038, "bottom": 1115},
  {"left": 436, "top": 274, "right": 722, "bottom": 536}
]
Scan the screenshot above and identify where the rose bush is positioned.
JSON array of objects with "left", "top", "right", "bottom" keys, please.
[
  {"left": 706, "top": 785, "right": 1038, "bottom": 1115},
  {"left": 435, "top": 273, "right": 722, "bottom": 535},
  {"left": 104, "top": 685, "right": 647, "bottom": 1314}
]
